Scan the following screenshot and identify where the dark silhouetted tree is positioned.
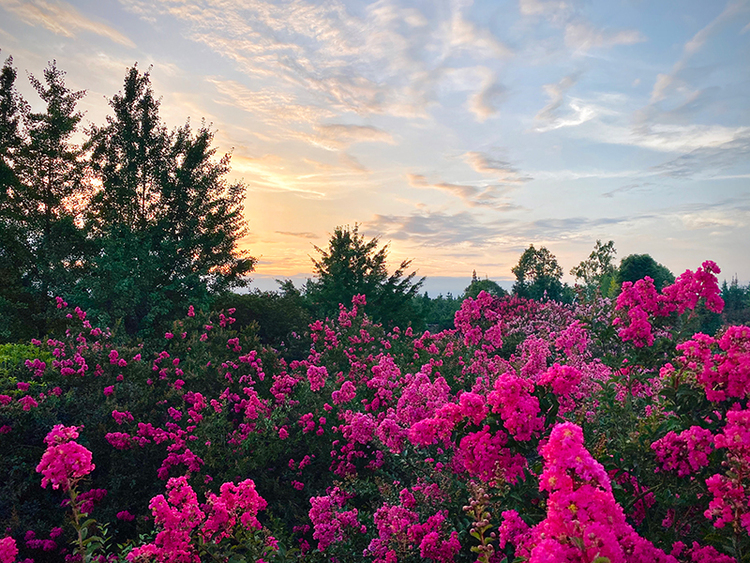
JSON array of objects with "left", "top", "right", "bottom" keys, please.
[
  {"left": 0, "top": 59, "right": 89, "bottom": 339},
  {"left": 306, "top": 224, "right": 424, "bottom": 328},
  {"left": 82, "top": 66, "right": 254, "bottom": 336}
]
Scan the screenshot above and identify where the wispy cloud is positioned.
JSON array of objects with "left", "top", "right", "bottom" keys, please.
[
  {"left": 208, "top": 78, "right": 335, "bottom": 128},
  {"left": 651, "top": 134, "right": 750, "bottom": 178},
  {"left": 534, "top": 73, "right": 602, "bottom": 131},
  {"left": 119, "top": 0, "right": 508, "bottom": 121},
  {"left": 275, "top": 231, "right": 319, "bottom": 239},
  {"left": 649, "top": 0, "right": 749, "bottom": 103},
  {"left": 602, "top": 183, "right": 655, "bottom": 198},
  {"left": 467, "top": 70, "right": 507, "bottom": 122},
  {"left": 308, "top": 124, "right": 394, "bottom": 150},
  {"left": 518, "top": 0, "right": 572, "bottom": 22},
  {"left": 463, "top": 152, "right": 532, "bottom": 184},
  {"left": 564, "top": 21, "right": 645, "bottom": 53},
  {"left": 443, "top": 0, "right": 513, "bottom": 59},
  {"left": 0, "top": 0, "right": 134, "bottom": 47},
  {"left": 407, "top": 172, "right": 519, "bottom": 210},
  {"left": 367, "top": 210, "right": 506, "bottom": 247}
]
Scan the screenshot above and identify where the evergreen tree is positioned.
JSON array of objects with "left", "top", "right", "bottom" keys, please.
[
  {"left": 0, "top": 53, "right": 34, "bottom": 341},
  {"left": 306, "top": 224, "right": 424, "bottom": 328},
  {"left": 0, "top": 58, "right": 89, "bottom": 339}
]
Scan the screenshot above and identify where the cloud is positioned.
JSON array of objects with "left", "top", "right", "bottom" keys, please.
[
  {"left": 408, "top": 173, "right": 480, "bottom": 200},
  {"left": 518, "top": 0, "right": 572, "bottom": 22},
  {"left": 533, "top": 73, "right": 602, "bottom": 131},
  {"left": 119, "top": 0, "right": 514, "bottom": 121},
  {"left": 231, "top": 154, "right": 328, "bottom": 198},
  {"left": 308, "top": 124, "right": 394, "bottom": 150},
  {"left": 519, "top": 0, "right": 643, "bottom": 55},
  {"left": 564, "top": 21, "right": 645, "bottom": 53},
  {"left": 649, "top": 0, "right": 750, "bottom": 103},
  {"left": 366, "top": 209, "right": 640, "bottom": 250},
  {"left": 602, "top": 183, "right": 655, "bottom": 198},
  {"left": 612, "top": 123, "right": 750, "bottom": 154},
  {"left": 0, "top": 0, "right": 134, "bottom": 46},
  {"left": 467, "top": 73, "right": 507, "bottom": 122},
  {"left": 208, "top": 78, "right": 336, "bottom": 128},
  {"left": 366, "top": 210, "right": 506, "bottom": 247},
  {"left": 443, "top": 0, "right": 513, "bottom": 59},
  {"left": 275, "top": 231, "right": 319, "bottom": 239},
  {"left": 407, "top": 172, "right": 519, "bottom": 210},
  {"left": 463, "top": 152, "right": 533, "bottom": 184},
  {"left": 651, "top": 134, "right": 750, "bottom": 178}
]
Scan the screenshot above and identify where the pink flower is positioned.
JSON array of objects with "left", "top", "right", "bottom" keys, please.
[
  {"left": 103, "top": 386, "right": 114, "bottom": 397},
  {"left": 0, "top": 536, "right": 18, "bottom": 563},
  {"left": 36, "top": 425, "right": 95, "bottom": 491},
  {"left": 117, "top": 511, "right": 136, "bottom": 522},
  {"left": 18, "top": 396, "right": 38, "bottom": 411},
  {"left": 307, "top": 365, "right": 328, "bottom": 392},
  {"left": 652, "top": 426, "right": 713, "bottom": 477},
  {"left": 16, "top": 382, "right": 29, "bottom": 392}
]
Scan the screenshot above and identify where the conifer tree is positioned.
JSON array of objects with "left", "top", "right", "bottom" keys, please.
[{"left": 307, "top": 224, "right": 424, "bottom": 328}]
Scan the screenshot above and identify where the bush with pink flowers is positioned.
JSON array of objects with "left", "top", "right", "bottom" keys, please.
[{"left": 2, "top": 260, "right": 750, "bottom": 563}]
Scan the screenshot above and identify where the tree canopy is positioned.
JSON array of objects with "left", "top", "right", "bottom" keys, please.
[
  {"left": 511, "top": 245, "right": 566, "bottom": 302},
  {"left": 570, "top": 240, "right": 617, "bottom": 297},
  {"left": 0, "top": 58, "right": 255, "bottom": 341},
  {"left": 616, "top": 254, "right": 674, "bottom": 292},
  {"left": 306, "top": 224, "right": 424, "bottom": 328},
  {"left": 464, "top": 270, "right": 507, "bottom": 300}
]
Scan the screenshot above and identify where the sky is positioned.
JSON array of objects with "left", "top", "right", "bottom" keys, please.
[{"left": 1, "top": 0, "right": 749, "bottom": 296}]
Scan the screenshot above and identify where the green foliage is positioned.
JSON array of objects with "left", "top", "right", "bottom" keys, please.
[
  {"left": 212, "top": 283, "right": 313, "bottom": 358},
  {"left": 511, "top": 245, "right": 567, "bottom": 302},
  {"left": 616, "top": 254, "right": 674, "bottom": 292},
  {"left": 1, "top": 57, "right": 255, "bottom": 342},
  {"left": 571, "top": 240, "right": 617, "bottom": 298},
  {"left": 0, "top": 343, "right": 53, "bottom": 379},
  {"left": 0, "top": 57, "right": 90, "bottom": 340},
  {"left": 78, "top": 65, "right": 254, "bottom": 338},
  {"left": 414, "top": 292, "right": 462, "bottom": 332},
  {"left": 306, "top": 224, "right": 424, "bottom": 329},
  {"left": 722, "top": 277, "right": 750, "bottom": 326},
  {"left": 464, "top": 271, "right": 508, "bottom": 300}
]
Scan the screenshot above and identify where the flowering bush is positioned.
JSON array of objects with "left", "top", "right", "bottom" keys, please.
[{"left": 1, "top": 261, "right": 749, "bottom": 563}]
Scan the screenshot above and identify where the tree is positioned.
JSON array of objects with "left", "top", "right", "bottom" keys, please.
[
  {"left": 616, "top": 254, "right": 674, "bottom": 292},
  {"left": 0, "top": 53, "right": 34, "bottom": 341},
  {"left": 511, "top": 245, "right": 565, "bottom": 301},
  {"left": 306, "top": 224, "right": 424, "bottom": 328},
  {"left": 570, "top": 240, "right": 617, "bottom": 297},
  {"left": 464, "top": 270, "right": 508, "bottom": 300},
  {"left": 413, "top": 292, "right": 462, "bottom": 332},
  {"left": 721, "top": 277, "right": 750, "bottom": 326},
  {"left": 0, "top": 59, "right": 89, "bottom": 339},
  {"left": 81, "top": 66, "right": 254, "bottom": 336}
]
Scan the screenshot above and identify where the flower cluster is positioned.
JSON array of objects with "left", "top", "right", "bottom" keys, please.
[
  {"left": 652, "top": 426, "right": 714, "bottom": 477},
  {"left": 36, "top": 425, "right": 94, "bottom": 491}
]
